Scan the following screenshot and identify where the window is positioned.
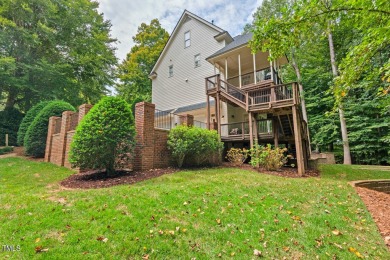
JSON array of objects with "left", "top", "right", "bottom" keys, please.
[
  {"left": 194, "top": 54, "right": 201, "bottom": 67},
  {"left": 168, "top": 65, "right": 173, "bottom": 77},
  {"left": 184, "top": 31, "right": 190, "bottom": 48}
]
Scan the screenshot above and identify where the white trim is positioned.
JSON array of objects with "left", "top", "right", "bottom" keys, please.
[
  {"left": 238, "top": 54, "right": 242, "bottom": 87},
  {"left": 253, "top": 54, "right": 257, "bottom": 84}
]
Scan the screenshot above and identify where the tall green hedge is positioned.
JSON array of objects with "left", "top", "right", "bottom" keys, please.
[
  {"left": 24, "top": 101, "right": 75, "bottom": 157},
  {"left": 17, "top": 101, "right": 50, "bottom": 146},
  {"left": 0, "top": 108, "right": 24, "bottom": 146},
  {"left": 69, "top": 97, "right": 135, "bottom": 176}
]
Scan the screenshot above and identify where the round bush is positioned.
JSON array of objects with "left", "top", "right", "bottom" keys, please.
[
  {"left": 17, "top": 101, "right": 50, "bottom": 146},
  {"left": 69, "top": 97, "right": 135, "bottom": 176},
  {"left": 24, "top": 101, "right": 75, "bottom": 157},
  {"left": 0, "top": 107, "right": 24, "bottom": 146}
]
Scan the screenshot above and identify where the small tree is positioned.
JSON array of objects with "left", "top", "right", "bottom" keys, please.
[
  {"left": 17, "top": 101, "right": 50, "bottom": 146},
  {"left": 24, "top": 101, "right": 75, "bottom": 157},
  {"left": 69, "top": 97, "right": 135, "bottom": 176}
]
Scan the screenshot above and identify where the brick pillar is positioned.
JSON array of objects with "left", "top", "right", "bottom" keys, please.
[
  {"left": 180, "top": 114, "right": 194, "bottom": 126},
  {"left": 58, "top": 111, "right": 74, "bottom": 166},
  {"left": 134, "top": 102, "right": 155, "bottom": 171},
  {"left": 78, "top": 104, "right": 93, "bottom": 122},
  {"left": 44, "top": 116, "right": 60, "bottom": 162}
]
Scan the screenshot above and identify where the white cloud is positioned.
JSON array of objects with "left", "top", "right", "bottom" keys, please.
[{"left": 97, "top": 0, "right": 261, "bottom": 61}]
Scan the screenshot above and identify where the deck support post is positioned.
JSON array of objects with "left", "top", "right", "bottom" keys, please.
[
  {"left": 273, "top": 117, "right": 279, "bottom": 148},
  {"left": 216, "top": 75, "right": 221, "bottom": 135},
  {"left": 253, "top": 113, "right": 258, "bottom": 145},
  {"left": 253, "top": 54, "right": 257, "bottom": 84},
  {"left": 225, "top": 58, "right": 228, "bottom": 81},
  {"left": 292, "top": 105, "right": 305, "bottom": 176},
  {"left": 248, "top": 112, "right": 253, "bottom": 148},
  {"left": 206, "top": 94, "right": 211, "bottom": 130},
  {"left": 238, "top": 54, "right": 242, "bottom": 88}
]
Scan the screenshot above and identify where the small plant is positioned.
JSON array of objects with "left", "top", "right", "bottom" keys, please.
[
  {"left": 226, "top": 148, "right": 248, "bottom": 166},
  {"left": 249, "top": 144, "right": 287, "bottom": 171},
  {"left": 69, "top": 97, "right": 135, "bottom": 176},
  {"left": 167, "top": 125, "right": 190, "bottom": 168}
]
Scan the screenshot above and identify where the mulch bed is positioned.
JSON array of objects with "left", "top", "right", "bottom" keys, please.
[
  {"left": 60, "top": 168, "right": 178, "bottom": 189},
  {"left": 354, "top": 187, "right": 390, "bottom": 249},
  {"left": 222, "top": 162, "right": 320, "bottom": 178}
]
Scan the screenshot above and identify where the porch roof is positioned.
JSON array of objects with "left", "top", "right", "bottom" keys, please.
[{"left": 206, "top": 33, "right": 253, "bottom": 60}]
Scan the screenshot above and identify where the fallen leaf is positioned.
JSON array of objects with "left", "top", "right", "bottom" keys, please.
[
  {"left": 348, "top": 247, "right": 363, "bottom": 258},
  {"left": 332, "top": 230, "right": 342, "bottom": 236},
  {"left": 35, "top": 246, "right": 49, "bottom": 253},
  {"left": 142, "top": 254, "right": 149, "bottom": 260},
  {"left": 216, "top": 218, "right": 221, "bottom": 224},
  {"left": 283, "top": 246, "right": 290, "bottom": 252},
  {"left": 35, "top": 238, "right": 40, "bottom": 243},
  {"left": 253, "top": 249, "right": 262, "bottom": 257}
]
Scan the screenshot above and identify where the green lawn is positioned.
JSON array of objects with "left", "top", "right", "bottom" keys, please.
[{"left": 1, "top": 157, "right": 389, "bottom": 259}]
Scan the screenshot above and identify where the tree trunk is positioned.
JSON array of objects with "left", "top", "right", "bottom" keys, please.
[
  {"left": 327, "top": 28, "right": 352, "bottom": 165},
  {"left": 291, "top": 49, "right": 311, "bottom": 156},
  {"left": 5, "top": 89, "right": 17, "bottom": 109}
]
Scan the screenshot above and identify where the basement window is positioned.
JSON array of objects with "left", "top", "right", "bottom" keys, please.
[
  {"left": 168, "top": 65, "right": 173, "bottom": 77},
  {"left": 194, "top": 54, "right": 201, "bottom": 67}
]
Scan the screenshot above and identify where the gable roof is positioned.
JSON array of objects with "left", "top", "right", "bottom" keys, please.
[
  {"left": 150, "top": 10, "right": 229, "bottom": 75},
  {"left": 206, "top": 33, "right": 253, "bottom": 60}
]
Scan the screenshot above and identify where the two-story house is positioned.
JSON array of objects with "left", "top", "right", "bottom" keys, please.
[{"left": 150, "top": 10, "right": 310, "bottom": 174}]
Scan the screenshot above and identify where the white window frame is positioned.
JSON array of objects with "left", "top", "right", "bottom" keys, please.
[
  {"left": 184, "top": 31, "right": 190, "bottom": 48},
  {"left": 168, "top": 65, "right": 173, "bottom": 77},
  {"left": 194, "top": 53, "right": 201, "bottom": 68}
]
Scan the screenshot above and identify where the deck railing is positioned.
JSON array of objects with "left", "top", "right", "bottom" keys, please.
[
  {"left": 220, "top": 119, "right": 273, "bottom": 138},
  {"left": 248, "top": 82, "right": 297, "bottom": 107},
  {"left": 154, "top": 109, "right": 181, "bottom": 130},
  {"left": 193, "top": 120, "right": 207, "bottom": 129}
]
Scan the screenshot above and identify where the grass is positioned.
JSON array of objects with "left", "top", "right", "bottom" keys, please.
[{"left": 0, "top": 157, "right": 389, "bottom": 259}]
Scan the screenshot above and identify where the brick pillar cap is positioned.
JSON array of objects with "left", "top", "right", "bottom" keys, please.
[
  {"left": 135, "top": 101, "right": 155, "bottom": 108},
  {"left": 79, "top": 104, "right": 93, "bottom": 110},
  {"left": 62, "top": 110, "right": 74, "bottom": 117}
]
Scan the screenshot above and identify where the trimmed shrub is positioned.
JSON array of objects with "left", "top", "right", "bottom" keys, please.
[
  {"left": 0, "top": 108, "right": 24, "bottom": 146},
  {"left": 226, "top": 148, "right": 248, "bottom": 166},
  {"left": 0, "top": 146, "right": 13, "bottom": 155},
  {"left": 24, "top": 101, "right": 75, "bottom": 157},
  {"left": 167, "top": 125, "right": 223, "bottom": 167},
  {"left": 249, "top": 144, "right": 287, "bottom": 171},
  {"left": 69, "top": 97, "right": 135, "bottom": 176},
  {"left": 17, "top": 101, "right": 50, "bottom": 146}
]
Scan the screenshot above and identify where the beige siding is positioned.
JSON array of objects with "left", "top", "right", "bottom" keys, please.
[{"left": 152, "top": 17, "right": 225, "bottom": 111}]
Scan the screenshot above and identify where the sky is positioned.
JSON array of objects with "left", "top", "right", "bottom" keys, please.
[{"left": 97, "top": 0, "right": 262, "bottom": 62}]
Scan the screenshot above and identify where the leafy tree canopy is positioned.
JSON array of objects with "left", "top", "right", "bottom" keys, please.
[
  {"left": 116, "top": 19, "right": 169, "bottom": 102},
  {"left": 0, "top": 0, "right": 117, "bottom": 111}
]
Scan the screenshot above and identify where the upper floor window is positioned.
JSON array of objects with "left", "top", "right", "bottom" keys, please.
[
  {"left": 168, "top": 65, "right": 173, "bottom": 77},
  {"left": 194, "top": 54, "right": 201, "bottom": 67},
  {"left": 184, "top": 31, "right": 190, "bottom": 48}
]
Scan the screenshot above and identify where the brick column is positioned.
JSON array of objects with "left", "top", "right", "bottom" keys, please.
[
  {"left": 78, "top": 104, "right": 93, "bottom": 122},
  {"left": 180, "top": 114, "right": 194, "bottom": 126},
  {"left": 44, "top": 116, "right": 60, "bottom": 162},
  {"left": 58, "top": 111, "right": 74, "bottom": 166},
  {"left": 134, "top": 102, "right": 155, "bottom": 171}
]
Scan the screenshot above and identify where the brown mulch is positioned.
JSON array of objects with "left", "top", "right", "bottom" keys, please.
[
  {"left": 222, "top": 162, "right": 320, "bottom": 178},
  {"left": 355, "top": 187, "right": 390, "bottom": 249},
  {"left": 60, "top": 168, "right": 178, "bottom": 189}
]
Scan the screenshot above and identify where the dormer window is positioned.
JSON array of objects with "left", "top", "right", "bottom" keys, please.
[{"left": 184, "top": 31, "right": 190, "bottom": 48}]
